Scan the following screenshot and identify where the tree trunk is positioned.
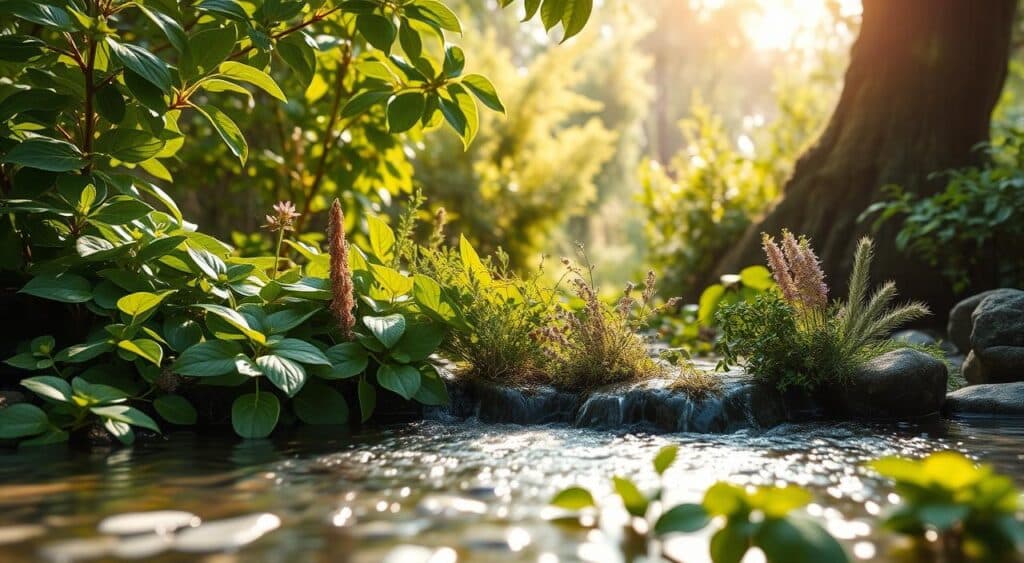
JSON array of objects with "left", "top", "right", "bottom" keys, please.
[{"left": 712, "top": 0, "right": 1017, "bottom": 324}]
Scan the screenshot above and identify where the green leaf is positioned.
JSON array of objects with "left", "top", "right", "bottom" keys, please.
[
  {"left": 154, "top": 395, "right": 198, "bottom": 425},
  {"left": 117, "top": 291, "right": 174, "bottom": 325},
  {"left": 94, "top": 129, "right": 165, "bottom": 163},
  {"left": 90, "top": 196, "right": 154, "bottom": 224},
  {"left": 173, "top": 340, "right": 244, "bottom": 376},
  {"left": 0, "top": 35, "right": 46, "bottom": 62},
  {"left": 187, "top": 246, "right": 229, "bottom": 279},
  {"left": 459, "top": 234, "right": 491, "bottom": 286},
  {"left": 125, "top": 69, "right": 168, "bottom": 111},
  {"left": 441, "top": 83, "right": 478, "bottom": 148},
  {"left": 4, "top": 353, "right": 39, "bottom": 371},
  {"left": 367, "top": 215, "right": 396, "bottom": 263},
  {"left": 72, "top": 377, "right": 128, "bottom": 406},
  {"left": 0, "top": 404, "right": 49, "bottom": 439},
  {"left": 653, "top": 444, "right": 679, "bottom": 475},
  {"left": 55, "top": 340, "right": 113, "bottom": 363},
  {"left": 231, "top": 392, "right": 280, "bottom": 438},
  {"left": 91, "top": 405, "right": 160, "bottom": 433},
  {"left": 370, "top": 264, "right": 414, "bottom": 295},
  {"left": 104, "top": 418, "right": 135, "bottom": 445},
  {"left": 413, "top": 366, "right": 449, "bottom": 406},
  {"left": 22, "top": 376, "right": 73, "bottom": 403},
  {"left": 703, "top": 482, "right": 748, "bottom": 517},
  {"left": 376, "top": 363, "right": 421, "bottom": 400},
  {"left": 137, "top": 4, "right": 188, "bottom": 52},
  {"left": 461, "top": 74, "right": 505, "bottom": 113},
  {"left": 739, "top": 265, "right": 774, "bottom": 291},
  {"left": 4, "top": 138, "right": 85, "bottom": 172},
  {"left": 341, "top": 89, "right": 391, "bottom": 119},
  {"left": 540, "top": 0, "right": 565, "bottom": 30},
  {"left": 698, "top": 283, "right": 726, "bottom": 326},
  {"left": 443, "top": 45, "right": 465, "bottom": 78},
  {"left": 269, "top": 339, "right": 331, "bottom": 366},
  {"left": 550, "top": 486, "right": 595, "bottom": 510},
  {"left": 4, "top": 1, "right": 73, "bottom": 29},
  {"left": 710, "top": 521, "right": 753, "bottom": 563},
  {"left": 95, "top": 84, "right": 127, "bottom": 124},
  {"left": 613, "top": 476, "right": 649, "bottom": 517},
  {"left": 19, "top": 273, "right": 92, "bottom": 303},
  {"left": 387, "top": 92, "right": 426, "bottom": 133},
  {"left": 408, "top": 0, "right": 462, "bottom": 33},
  {"left": 276, "top": 33, "right": 317, "bottom": 87},
  {"left": 265, "top": 308, "right": 321, "bottom": 334},
  {"left": 293, "top": 381, "right": 349, "bottom": 425},
  {"left": 654, "top": 504, "right": 711, "bottom": 536},
  {"left": 20, "top": 427, "right": 69, "bottom": 447},
  {"left": 392, "top": 323, "right": 443, "bottom": 362},
  {"left": 217, "top": 61, "right": 287, "bottom": 102},
  {"left": 197, "top": 0, "right": 250, "bottom": 21},
  {"left": 413, "top": 274, "right": 464, "bottom": 327},
  {"left": 256, "top": 354, "right": 306, "bottom": 397},
  {"left": 755, "top": 516, "right": 849, "bottom": 563},
  {"left": 358, "top": 377, "right": 376, "bottom": 422},
  {"left": 117, "top": 339, "right": 163, "bottom": 366},
  {"left": 163, "top": 316, "right": 203, "bottom": 353},
  {"left": 363, "top": 314, "right": 406, "bottom": 348},
  {"left": 356, "top": 14, "right": 397, "bottom": 53},
  {"left": 197, "top": 304, "right": 267, "bottom": 344},
  {"left": 560, "top": 0, "right": 592, "bottom": 40},
  {"left": 106, "top": 38, "right": 172, "bottom": 92},
  {"left": 750, "top": 485, "right": 812, "bottom": 518},
  {"left": 192, "top": 104, "right": 248, "bottom": 164},
  {"left": 185, "top": 26, "right": 237, "bottom": 77},
  {"left": 323, "top": 342, "right": 370, "bottom": 379}
]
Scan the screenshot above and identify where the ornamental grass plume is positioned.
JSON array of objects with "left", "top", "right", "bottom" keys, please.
[
  {"left": 328, "top": 198, "right": 355, "bottom": 341},
  {"left": 762, "top": 230, "right": 828, "bottom": 312}
]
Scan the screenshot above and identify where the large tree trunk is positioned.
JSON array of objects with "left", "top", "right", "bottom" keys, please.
[{"left": 712, "top": 0, "right": 1017, "bottom": 324}]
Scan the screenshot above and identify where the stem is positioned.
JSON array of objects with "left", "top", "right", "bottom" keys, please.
[
  {"left": 82, "top": 35, "right": 98, "bottom": 170},
  {"left": 271, "top": 228, "right": 285, "bottom": 280},
  {"left": 228, "top": 8, "right": 341, "bottom": 61}
]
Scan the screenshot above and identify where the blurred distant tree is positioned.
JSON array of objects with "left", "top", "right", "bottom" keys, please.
[{"left": 714, "top": 0, "right": 1018, "bottom": 319}]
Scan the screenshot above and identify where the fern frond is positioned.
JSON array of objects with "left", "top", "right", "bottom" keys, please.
[
  {"left": 848, "top": 281, "right": 898, "bottom": 348},
  {"left": 857, "top": 301, "right": 931, "bottom": 345}
]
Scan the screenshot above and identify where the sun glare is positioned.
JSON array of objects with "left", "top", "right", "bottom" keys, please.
[{"left": 693, "top": 0, "right": 862, "bottom": 52}]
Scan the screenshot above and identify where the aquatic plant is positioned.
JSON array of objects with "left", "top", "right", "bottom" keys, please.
[
  {"left": 550, "top": 445, "right": 849, "bottom": 563},
  {"left": 717, "top": 234, "right": 931, "bottom": 390},
  {"left": 868, "top": 451, "right": 1024, "bottom": 560}
]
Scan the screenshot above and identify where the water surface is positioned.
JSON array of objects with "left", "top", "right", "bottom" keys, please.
[{"left": 1, "top": 417, "right": 1022, "bottom": 562}]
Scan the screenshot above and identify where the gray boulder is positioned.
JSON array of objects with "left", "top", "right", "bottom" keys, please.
[
  {"left": 965, "top": 290, "right": 1024, "bottom": 384},
  {"left": 837, "top": 348, "right": 948, "bottom": 419},
  {"left": 947, "top": 289, "right": 1021, "bottom": 353},
  {"left": 944, "top": 382, "right": 1024, "bottom": 416}
]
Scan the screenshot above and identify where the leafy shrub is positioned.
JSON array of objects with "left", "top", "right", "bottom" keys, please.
[
  {"left": 531, "top": 246, "right": 678, "bottom": 390},
  {"left": 861, "top": 130, "right": 1024, "bottom": 292},
  {"left": 550, "top": 445, "right": 849, "bottom": 563},
  {"left": 718, "top": 233, "right": 930, "bottom": 390},
  {"left": 869, "top": 452, "right": 1024, "bottom": 560}
]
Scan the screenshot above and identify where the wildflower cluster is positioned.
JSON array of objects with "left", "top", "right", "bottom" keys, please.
[{"left": 719, "top": 233, "right": 932, "bottom": 390}]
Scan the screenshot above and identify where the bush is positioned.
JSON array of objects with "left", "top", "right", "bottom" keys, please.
[
  {"left": 861, "top": 129, "right": 1024, "bottom": 292},
  {"left": 718, "top": 232, "right": 930, "bottom": 390}
]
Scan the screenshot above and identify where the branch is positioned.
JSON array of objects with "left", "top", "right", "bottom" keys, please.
[{"left": 229, "top": 7, "right": 341, "bottom": 60}]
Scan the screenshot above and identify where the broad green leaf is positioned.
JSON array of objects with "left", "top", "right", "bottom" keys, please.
[
  {"left": 91, "top": 405, "right": 160, "bottom": 433},
  {"left": 739, "top": 265, "right": 774, "bottom": 291},
  {"left": 276, "top": 33, "right": 317, "bottom": 87},
  {"left": 106, "top": 38, "right": 172, "bottom": 92},
  {"left": 413, "top": 366, "right": 449, "bottom": 406},
  {"left": 154, "top": 395, "right": 198, "bottom": 425},
  {"left": 21, "top": 376, "right": 72, "bottom": 403},
  {"left": 19, "top": 273, "right": 92, "bottom": 303},
  {"left": 265, "top": 307, "right": 321, "bottom": 334},
  {"left": 232, "top": 392, "right": 279, "bottom": 439},
  {"left": 387, "top": 91, "right": 426, "bottom": 133},
  {"left": 217, "top": 61, "right": 287, "bottom": 102},
  {"left": 117, "top": 291, "right": 174, "bottom": 325},
  {"left": 750, "top": 485, "right": 812, "bottom": 518},
  {"left": 197, "top": 0, "right": 250, "bottom": 21},
  {"left": 376, "top": 363, "right": 421, "bottom": 400},
  {"left": 363, "top": 314, "right": 406, "bottom": 348},
  {"left": 367, "top": 215, "right": 396, "bottom": 263},
  {"left": 94, "top": 129, "right": 165, "bottom": 163},
  {"left": 392, "top": 323, "right": 443, "bottom": 362},
  {"left": 461, "top": 74, "right": 505, "bottom": 113},
  {"left": 90, "top": 196, "right": 154, "bottom": 224},
  {"left": 613, "top": 476, "right": 649, "bottom": 517},
  {"left": 540, "top": 0, "right": 565, "bottom": 30},
  {"left": 370, "top": 263, "right": 413, "bottom": 295},
  {"left": 104, "top": 418, "right": 135, "bottom": 445},
  {"left": 293, "top": 381, "right": 349, "bottom": 425},
  {"left": 341, "top": 89, "right": 391, "bottom": 119},
  {"left": 55, "top": 340, "right": 113, "bottom": 363},
  {"left": 72, "top": 377, "right": 128, "bottom": 406},
  {"left": 560, "top": 0, "right": 593, "bottom": 41},
  {"left": 755, "top": 516, "right": 849, "bottom": 563},
  {"left": 20, "top": 427, "right": 69, "bottom": 447},
  {"left": 0, "top": 404, "right": 49, "bottom": 438},
  {"left": 408, "top": 0, "right": 462, "bottom": 33},
  {"left": 173, "top": 340, "right": 244, "bottom": 376},
  {"left": 459, "top": 235, "right": 491, "bottom": 286},
  {"left": 268, "top": 339, "right": 331, "bottom": 366},
  {"left": 118, "top": 338, "right": 164, "bottom": 366},
  {"left": 187, "top": 246, "right": 229, "bottom": 279},
  {"left": 710, "top": 521, "right": 752, "bottom": 563},
  {"left": 192, "top": 104, "right": 248, "bottom": 164},
  {"left": 323, "top": 342, "right": 370, "bottom": 379},
  {"left": 197, "top": 304, "right": 266, "bottom": 344},
  {"left": 654, "top": 504, "right": 711, "bottom": 535},
  {"left": 702, "top": 482, "right": 748, "bottom": 517},
  {"left": 0, "top": 35, "right": 46, "bottom": 62},
  {"left": 163, "top": 316, "right": 203, "bottom": 353},
  {"left": 136, "top": 4, "right": 187, "bottom": 52},
  {"left": 4, "top": 1, "right": 73, "bottom": 29},
  {"left": 550, "top": 486, "right": 595, "bottom": 510},
  {"left": 256, "top": 354, "right": 306, "bottom": 397},
  {"left": 697, "top": 283, "right": 726, "bottom": 326},
  {"left": 4, "top": 138, "right": 85, "bottom": 172},
  {"left": 184, "top": 26, "right": 237, "bottom": 77},
  {"left": 356, "top": 14, "right": 396, "bottom": 53}
]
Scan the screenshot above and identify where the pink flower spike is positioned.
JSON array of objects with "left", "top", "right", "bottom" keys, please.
[{"left": 762, "top": 233, "right": 797, "bottom": 304}]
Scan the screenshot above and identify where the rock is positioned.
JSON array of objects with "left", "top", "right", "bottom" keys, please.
[
  {"left": 891, "top": 329, "right": 939, "bottom": 347},
  {"left": 966, "top": 290, "right": 1024, "bottom": 383},
  {"left": 837, "top": 348, "right": 948, "bottom": 419},
  {"left": 943, "top": 382, "right": 1024, "bottom": 416},
  {"left": 947, "top": 289, "right": 1021, "bottom": 353}
]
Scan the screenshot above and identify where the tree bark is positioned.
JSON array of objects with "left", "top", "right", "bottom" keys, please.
[{"left": 711, "top": 0, "right": 1017, "bottom": 323}]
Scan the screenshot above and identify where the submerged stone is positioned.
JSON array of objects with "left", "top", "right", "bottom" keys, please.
[
  {"left": 944, "top": 382, "right": 1024, "bottom": 416},
  {"left": 833, "top": 348, "right": 948, "bottom": 419}
]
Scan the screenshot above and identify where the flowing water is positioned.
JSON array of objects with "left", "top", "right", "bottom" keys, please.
[{"left": 0, "top": 417, "right": 1022, "bottom": 562}]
